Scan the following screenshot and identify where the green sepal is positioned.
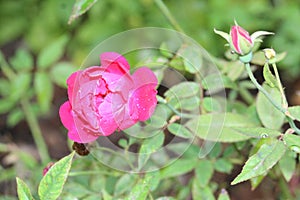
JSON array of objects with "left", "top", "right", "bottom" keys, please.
[
  {"left": 239, "top": 52, "right": 253, "bottom": 63},
  {"left": 214, "top": 29, "right": 230, "bottom": 43}
]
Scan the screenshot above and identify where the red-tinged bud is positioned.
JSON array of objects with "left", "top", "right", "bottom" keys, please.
[
  {"left": 229, "top": 25, "right": 253, "bottom": 55},
  {"left": 43, "top": 162, "right": 54, "bottom": 176},
  {"left": 214, "top": 21, "right": 274, "bottom": 63}
]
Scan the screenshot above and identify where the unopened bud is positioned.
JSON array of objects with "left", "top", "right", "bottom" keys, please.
[
  {"left": 263, "top": 48, "right": 277, "bottom": 64},
  {"left": 263, "top": 48, "right": 276, "bottom": 60}
]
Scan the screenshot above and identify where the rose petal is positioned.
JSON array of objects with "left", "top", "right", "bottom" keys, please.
[
  {"left": 131, "top": 67, "right": 158, "bottom": 89},
  {"left": 230, "top": 26, "right": 242, "bottom": 54},
  {"left": 129, "top": 85, "right": 157, "bottom": 121},
  {"left": 110, "top": 92, "right": 136, "bottom": 130},
  {"left": 100, "top": 52, "right": 130, "bottom": 75},
  {"left": 59, "top": 101, "right": 75, "bottom": 130},
  {"left": 59, "top": 101, "right": 99, "bottom": 143},
  {"left": 98, "top": 94, "right": 119, "bottom": 136},
  {"left": 68, "top": 128, "right": 99, "bottom": 143},
  {"left": 129, "top": 67, "right": 158, "bottom": 121},
  {"left": 67, "top": 71, "right": 80, "bottom": 103}
]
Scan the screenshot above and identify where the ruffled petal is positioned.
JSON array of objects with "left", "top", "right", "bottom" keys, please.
[
  {"left": 100, "top": 52, "right": 130, "bottom": 75},
  {"left": 98, "top": 94, "right": 119, "bottom": 136},
  {"left": 59, "top": 101, "right": 99, "bottom": 143},
  {"left": 67, "top": 71, "right": 80, "bottom": 103},
  {"left": 110, "top": 92, "right": 136, "bottom": 130}
]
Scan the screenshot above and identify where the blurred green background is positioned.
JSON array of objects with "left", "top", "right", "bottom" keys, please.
[
  {"left": 1, "top": 0, "right": 300, "bottom": 198},
  {"left": 1, "top": 0, "right": 300, "bottom": 77}
]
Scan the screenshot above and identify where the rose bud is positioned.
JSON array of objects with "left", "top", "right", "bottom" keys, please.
[{"left": 214, "top": 21, "right": 274, "bottom": 58}]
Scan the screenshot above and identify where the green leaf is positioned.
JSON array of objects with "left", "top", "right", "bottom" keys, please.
[
  {"left": 124, "top": 104, "right": 169, "bottom": 138},
  {"left": 164, "top": 81, "right": 200, "bottom": 100},
  {"left": 231, "top": 127, "right": 281, "bottom": 139},
  {"left": 38, "top": 151, "right": 75, "bottom": 200},
  {"left": 160, "top": 158, "right": 197, "bottom": 179},
  {"left": 37, "top": 35, "right": 69, "bottom": 69},
  {"left": 0, "top": 167, "right": 16, "bottom": 182},
  {"left": 251, "top": 51, "right": 267, "bottom": 66},
  {"left": 145, "top": 171, "right": 160, "bottom": 192},
  {"left": 138, "top": 133, "right": 165, "bottom": 169},
  {"left": 34, "top": 72, "right": 54, "bottom": 113},
  {"left": 231, "top": 139, "right": 286, "bottom": 185},
  {"left": 185, "top": 113, "right": 258, "bottom": 142},
  {"left": 195, "top": 160, "right": 214, "bottom": 187},
  {"left": 102, "top": 189, "right": 112, "bottom": 200},
  {"left": 16, "top": 177, "right": 34, "bottom": 200},
  {"left": 9, "top": 73, "right": 31, "bottom": 102},
  {"left": 62, "top": 182, "right": 94, "bottom": 199},
  {"left": 223, "top": 61, "right": 244, "bottom": 81},
  {"left": 167, "top": 123, "right": 194, "bottom": 139},
  {"left": 192, "top": 180, "right": 215, "bottom": 200},
  {"left": 10, "top": 48, "right": 33, "bottom": 72},
  {"left": 288, "top": 106, "right": 300, "bottom": 122},
  {"left": 139, "top": 134, "right": 165, "bottom": 153},
  {"left": 263, "top": 63, "right": 277, "bottom": 88},
  {"left": 0, "top": 99, "right": 16, "bottom": 114},
  {"left": 7, "top": 108, "right": 24, "bottom": 127},
  {"left": 208, "top": 143, "right": 222, "bottom": 158},
  {"left": 0, "top": 79, "right": 11, "bottom": 96},
  {"left": 214, "top": 158, "right": 233, "bottom": 173},
  {"left": 68, "top": 0, "right": 98, "bottom": 24},
  {"left": 250, "top": 174, "right": 266, "bottom": 190},
  {"left": 177, "top": 185, "right": 191, "bottom": 200},
  {"left": 126, "top": 173, "right": 152, "bottom": 200},
  {"left": 283, "top": 134, "right": 300, "bottom": 153},
  {"left": 203, "top": 97, "right": 222, "bottom": 112},
  {"left": 82, "top": 194, "right": 102, "bottom": 200},
  {"left": 159, "top": 42, "right": 173, "bottom": 58},
  {"left": 114, "top": 174, "right": 136, "bottom": 196},
  {"left": 181, "top": 45, "right": 203, "bottom": 74},
  {"left": 274, "top": 52, "right": 287, "bottom": 63},
  {"left": 202, "top": 74, "right": 237, "bottom": 92},
  {"left": 217, "top": 189, "right": 230, "bottom": 200},
  {"left": 252, "top": 51, "right": 286, "bottom": 65},
  {"left": 279, "top": 150, "right": 296, "bottom": 182},
  {"left": 256, "top": 83, "right": 285, "bottom": 130},
  {"left": 118, "top": 139, "right": 128, "bottom": 148},
  {"left": 155, "top": 197, "right": 176, "bottom": 200},
  {"left": 50, "top": 62, "right": 76, "bottom": 88},
  {"left": 178, "top": 96, "right": 201, "bottom": 111},
  {"left": 169, "top": 57, "right": 185, "bottom": 71}
]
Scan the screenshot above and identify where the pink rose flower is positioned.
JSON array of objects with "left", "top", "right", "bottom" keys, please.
[{"left": 59, "top": 52, "right": 158, "bottom": 143}]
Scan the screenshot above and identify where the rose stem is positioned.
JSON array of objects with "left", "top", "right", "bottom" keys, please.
[
  {"left": 272, "top": 63, "right": 288, "bottom": 109},
  {"left": 245, "top": 62, "right": 300, "bottom": 134},
  {"left": 154, "top": 0, "right": 185, "bottom": 34}
]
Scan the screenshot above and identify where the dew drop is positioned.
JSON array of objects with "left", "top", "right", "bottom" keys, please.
[
  {"left": 260, "top": 133, "right": 269, "bottom": 138},
  {"left": 290, "top": 145, "right": 300, "bottom": 154}
]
